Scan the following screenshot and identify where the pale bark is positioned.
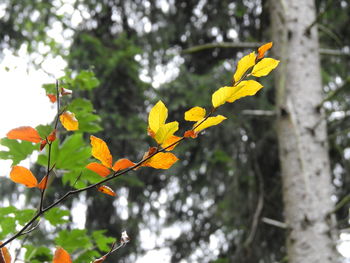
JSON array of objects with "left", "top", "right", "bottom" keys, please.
[{"left": 269, "top": 0, "right": 339, "bottom": 262}]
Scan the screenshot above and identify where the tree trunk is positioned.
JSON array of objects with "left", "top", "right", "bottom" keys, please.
[{"left": 269, "top": 0, "right": 339, "bottom": 262}]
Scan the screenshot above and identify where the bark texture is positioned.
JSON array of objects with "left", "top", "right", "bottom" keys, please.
[{"left": 269, "top": 0, "right": 339, "bottom": 262}]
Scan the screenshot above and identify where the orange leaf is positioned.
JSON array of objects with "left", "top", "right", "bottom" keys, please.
[
  {"left": 90, "top": 136, "right": 113, "bottom": 168},
  {"left": 47, "top": 94, "right": 57, "bottom": 103},
  {"left": 93, "top": 256, "right": 106, "bottom": 263},
  {"left": 142, "top": 152, "right": 178, "bottom": 169},
  {"left": 7, "top": 126, "right": 42, "bottom": 143},
  {"left": 0, "top": 242, "right": 11, "bottom": 263},
  {"left": 112, "top": 158, "right": 135, "bottom": 172},
  {"left": 53, "top": 247, "right": 72, "bottom": 263},
  {"left": 37, "top": 175, "right": 49, "bottom": 190},
  {"left": 97, "top": 185, "right": 117, "bottom": 197},
  {"left": 60, "top": 111, "right": 79, "bottom": 131},
  {"left": 40, "top": 139, "right": 47, "bottom": 151},
  {"left": 184, "top": 130, "right": 198, "bottom": 138},
  {"left": 48, "top": 129, "right": 57, "bottom": 142},
  {"left": 86, "top": 162, "right": 111, "bottom": 177},
  {"left": 161, "top": 135, "right": 181, "bottom": 151},
  {"left": 10, "top": 166, "right": 38, "bottom": 188},
  {"left": 257, "top": 42, "right": 273, "bottom": 60}
]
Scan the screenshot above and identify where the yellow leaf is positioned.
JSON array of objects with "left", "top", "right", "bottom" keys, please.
[
  {"left": 154, "top": 121, "right": 179, "bottom": 144},
  {"left": 161, "top": 135, "right": 181, "bottom": 151},
  {"left": 233, "top": 52, "right": 256, "bottom": 83},
  {"left": 86, "top": 162, "right": 111, "bottom": 177},
  {"left": 251, "top": 58, "right": 280, "bottom": 77},
  {"left": 184, "top": 107, "right": 206, "bottom": 121},
  {"left": 142, "top": 152, "right": 178, "bottom": 169},
  {"left": 10, "top": 166, "right": 38, "bottom": 188},
  {"left": 59, "top": 111, "right": 79, "bottom": 131},
  {"left": 257, "top": 42, "right": 273, "bottom": 59},
  {"left": 148, "top": 100, "right": 168, "bottom": 134},
  {"left": 212, "top": 86, "right": 236, "bottom": 108},
  {"left": 90, "top": 136, "right": 113, "bottom": 168},
  {"left": 226, "top": 80, "right": 263, "bottom": 103},
  {"left": 194, "top": 115, "right": 226, "bottom": 133},
  {"left": 53, "top": 247, "right": 72, "bottom": 263},
  {"left": 7, "top": 126, "right": 42, "bottom": 143}
]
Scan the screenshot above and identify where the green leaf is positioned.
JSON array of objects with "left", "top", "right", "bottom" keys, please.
[
  {"left": 45, "top": 207, "right": 70, "bottom": 226},
  {"left": 35, "top": 124, "right": 53, "bottom": 138},
  {"left": 0, "top": 206, "right": 17, "bottom": 217},
  {"left": 16, "top": 209, "right": 36, "bottom": 225},
  {"left": 0, "top": 138, "right": 37, "bottom": 165},
  {"left": 92, "top": 230, "right": 115, "bottom": 252},
  {"left": 24, "top": 245, "right": 52, "bottom": 262},
  {"left": 38, "top": 134, "right": 91, "bottom": 171},
  {"left": 75, "top": 250, "right": 100, "bottom": 263},
  {"left": 55, "top": 229, "right": 92, "bottom": 253},
  {"left": 42, "top": 83, "right": 56, "bottom": 94},
  {"left": 73, "top": 70, "right": 100, "bottom": 90},
  {"left": 0, "top": 217, "right": 17, "bottom": 238}
]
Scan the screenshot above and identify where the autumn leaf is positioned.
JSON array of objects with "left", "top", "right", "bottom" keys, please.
[
  {"left": 37, "top": 175, "right": 49, "bottom": 190},
  {"left": 0, "top": 242, "right": 11, "bottom": 263},
  {"left": 184, "top": 130, "right": 198, "bottom": 139},
  {"left": 60, "top": 87, "right": 72, "bottom": 96},
  {"left": 53, "top": 247, "right": 72, "bottom": 263},
  {"left": 257, "top": 42, "right": 273, "bottom": 60},
  {"left": 97, "top": 185, "right": 117, "bottom": 197},
  {"left": 212, "top": 86, "right": 237, "bottom": 108},
  {"left": 47, "top": 129, "right": 57, "bottom": 142},
  {"left": 148, "top": 100, "right": 168, "bottom": 134},
  {"left": 184, "top": 107, "right": 206, "bottom": 121},
  {"left": 7, "top": 126, "right": 42, "bottom": 143},
  {"left": 251, "top": 58, "right": 280, "bottom": 77},
  {"left": 112, "top": 158, "right": 135, "bottom": 172},
  {"left": 233, "top": 52, "right": 256, "bottom": 83},
  {"left": 142, "top": 152, "right": 178, "bottom": 169},
  {"left": 60, "top": 111, "right": 79, "bottom": 131},
  {"left": 226, "top": 80, "right": 263, "bottom": 103},
  {"left": 86, "top": 162, "right": 111, "bottom": 177},
  {"left": 90, "top": 136, "right": 113, "bottom": 168},
  {"left": 193, "top": 115, "right": 226, "bottom": 133},
  {"left": 161, "top": 135, "right": 181, "bottom": 151},
  {"left": 47, "top": 94, "right": 57, "bottom": 103},
  {"left": 93, "top": 256, "right": 106, "bottom": 263},
  {"left": 10, "top": 166, "right": 38, "bottom": 188},
  {"left": 154, "top": 121, "right": 179, "bottom": 144},
  {"left": 40, "top": 139, "right": 47, "bottom": 151}
]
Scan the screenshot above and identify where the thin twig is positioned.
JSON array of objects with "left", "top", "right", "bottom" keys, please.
[
  {"left": 330, "top": 194, "right": 350, "bottom": 214},
  {"left": 261, "top": 217, "right": 287, "bottom": 229}
]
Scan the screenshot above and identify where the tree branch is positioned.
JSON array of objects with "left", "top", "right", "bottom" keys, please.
[{"left": 182, "top": 42, "right": 350, "bottom": 57}]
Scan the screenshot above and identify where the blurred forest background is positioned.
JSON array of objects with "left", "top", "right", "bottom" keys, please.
[{"left": 0, "top": 0, "right": 349, "bottom": 262}]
